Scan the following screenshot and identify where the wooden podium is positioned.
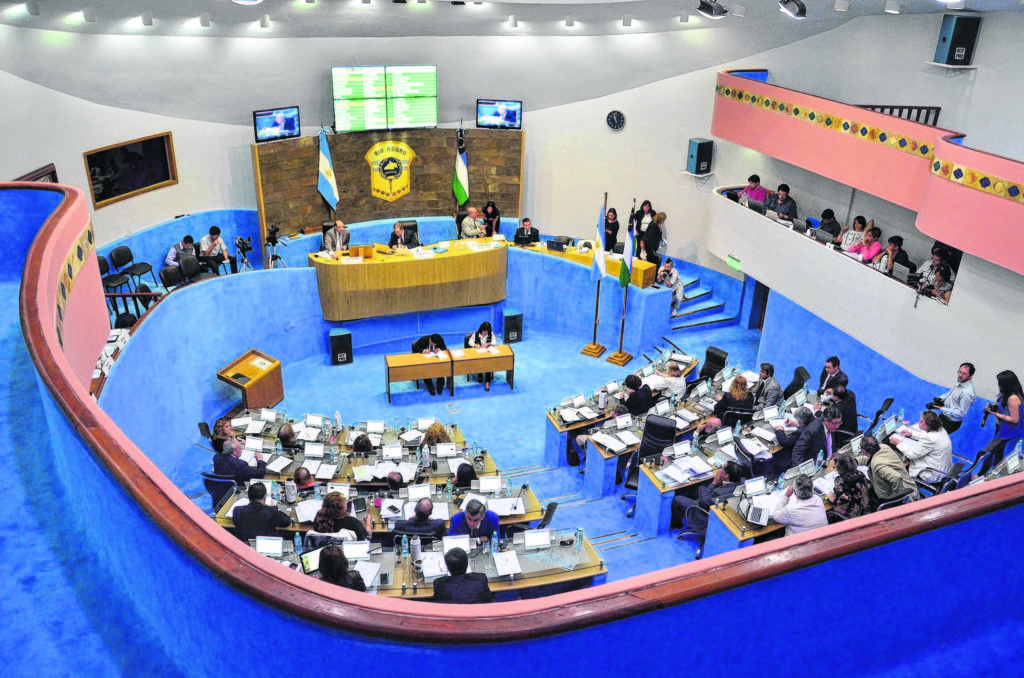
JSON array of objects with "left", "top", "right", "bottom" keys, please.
[{"left": 217, "top": 349, "right": 284, "bottom": 410}]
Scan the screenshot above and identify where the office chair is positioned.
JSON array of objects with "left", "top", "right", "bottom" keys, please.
[
  {"left": 455, "top": 210, "right": 468, "bottom": 239},
  {"left": 504, "top": 502, "right": 558, "bottom": 538},
  {"left": 201, "top": 472, "right": 236, "bottom": 515},
  {"left": 303, "top": 532, "right": 350, "bottom": 552},
  {"left": 158, "top": 265, "right": 184, "bottom": 291},
  {"left": 862, "top": 397, "right": 895, "bottom": 436},
  {"left": 395, "top": 220, "right": 419, "bottom": 243},
  {"left": 612, "top": 242, "right": 625, "bottom": 255},
  {"left": 109, "top": 245, "right": 158, "bottom": 289},
  {"left": 963, "top": 448, "right": 998, "bottom": 480},
  {"left": 113, "top": 313, "right": 137, "bottom": 330},
  {"left": 135, "top": 283, "right": 156, "bottom": 312},
  {"left": 915, "top": 462, "right": 964, "bottom": 498},
  {"left": 782, "top": 366, "right": 811, "bottom": 400},
  {"left": 179, "top": 255, "right": 216, "bottom": 283},
  {"left": 553, "top": 235, "right": 573, "bottom": 246},
  {"left": 720, "top": 407, "right": 755, "bottom": 431},
  {"left": 98, "top": 255, "right": 130, "bottom": 315},
  {"left": 875, "top": 489, "right": 915, "bottom": 512},
  {"left": 699, "top": 347, "right": 728, "bottom": 382},
  {"left": 198, "top": 421, "right": 212, "bottom": 441},
  {"left": 576, "top": 240, "right": 594, "bottom": 251},
  {"left": 622, "top": 415, "right": 677, "bottom": 516},
  {"left": 676, "top": 505, "right": 709, "bottom": 560}
]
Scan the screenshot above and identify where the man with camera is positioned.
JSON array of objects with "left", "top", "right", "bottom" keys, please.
[
  {"left": 199, "top": 225, "right": 237, "bottom": 275},
  {"left": 322, "top": 220, "right": 350, "bottom": 257},
  {"left": 926, "top": 362, "right": 976, "bottom": 434}
]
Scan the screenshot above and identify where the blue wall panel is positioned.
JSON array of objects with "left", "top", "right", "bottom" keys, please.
[{"left": 0, "top": 188, "right": 63, "bottom": 282}]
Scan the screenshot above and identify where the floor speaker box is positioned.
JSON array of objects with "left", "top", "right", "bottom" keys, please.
[
  {"left": 502, "top": 308, "right": 523, "bottom": 343},
  {"left": 329, "top": 328, "right": 353, "bottom": 365}
]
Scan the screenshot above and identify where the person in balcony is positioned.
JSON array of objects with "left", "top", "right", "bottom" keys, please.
[
  {"left": 847, "top": 226, "right": 883, "bottom": 262},
  {"left": 872, "top": 235, "right": 913, "bottom": 275},
  {"left": 738, "top": 174, "right": 768, "bottom": 204},
  {"left": 817, "top": 209, "right": 843, "bottom": 240},
  {"left": 838, "top": 215, "right": 871, "bottom": 250},
  {"left": 920, "top": 263, "right": 954, "bottom": 304},
  {"left": 764, "top": 183, "right": 798, "bottom": 220}
]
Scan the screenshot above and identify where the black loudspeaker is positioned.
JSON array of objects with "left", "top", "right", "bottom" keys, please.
[
  {"left": 934, "top": 15, "right": 981, "bottom": 66},
  {"left": 329, "top": 328, "right": 353, "bottom": 365},
  {"left": 503, "top": 309, "right": 523, "bottom": 344},
  {"left": 686, "top": 138, "right": 714, "bottom": 175}
]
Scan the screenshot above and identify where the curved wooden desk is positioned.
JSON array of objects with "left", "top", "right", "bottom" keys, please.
[{"left": 309, "top": 241, "right": 508, "bottom": 321}]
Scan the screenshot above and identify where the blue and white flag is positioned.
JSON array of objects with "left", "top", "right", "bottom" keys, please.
[
  {"left": 317, "top": 130, "right": 340, "bottom": 209},
  {"left": 591, "top": 206, "right": 607, "bottom": 282}
]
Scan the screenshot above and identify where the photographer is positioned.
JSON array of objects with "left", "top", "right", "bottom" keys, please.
[{"left": 199, "top": 225, "right": 237, "bottom": 275}]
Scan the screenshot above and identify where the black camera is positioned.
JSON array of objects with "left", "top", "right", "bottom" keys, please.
[
  {"left": 266, "top": 224, "right": 281, "bottom": 247},
  {"left": 235, "top": 236, "right": 252, "bottom": 254}
]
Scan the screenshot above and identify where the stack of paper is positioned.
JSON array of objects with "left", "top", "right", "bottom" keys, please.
[
  {"left": 266, "top": 456, "right": 291, "bottom": 474},
  {"left": 372, "top": 461, "right": 398, "bottom": 479},
  {"left": 752, "top": 427, "right": 776, "bottom": 443},
  {"left": 315, "top": 464, "right": 338, "bottom": 480},
  {"left": 617, "top": 430, "right": 641, "bottom": 446},
  {"left": 294, "top": 500, "right": 322, "bottom": 523},
  {"left": 400, "top": 429, "right": 424, "bottom": 443},
  {"left": 352, "top": 466, "right": 374, "bottom": 482},
  {"left": 578, "top": 407, "right": 599, "bottom": 420},
  {"left": 813, "top": 471, "right": 838, "bottom": 496},
  {"left": 740, "top": 437, "right": 771, "bottom": 459},
  {"left": 559, "top": 408, "right": 581, "bottom": 423},
  {"left": 489, "top": 497, "right": 525, "bottom": 516},
  {"left": 245, "top": 421, "right": 266, "bottom": 435},
  {"left": 299, "top": 428, "right": 321, "bottom": 442},
  {"left": 591, "top": 432, "right": 625, "bottom": 453},
  {"left": 492, "top": 550, "right": 522, "bottom": 577}
]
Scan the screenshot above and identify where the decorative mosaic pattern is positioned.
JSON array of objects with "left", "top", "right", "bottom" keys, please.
[
  {"left": 715, "top": 84, "right": 935, "bottom": 161},
  {"left": 55, "top": 221, "right": 96, "bottom": 347},
  {"left": 930, "top": 158, "right": 1024, "bottom": 205}
]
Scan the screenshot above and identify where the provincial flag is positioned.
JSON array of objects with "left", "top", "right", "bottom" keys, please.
[
  {"left": 452, "top": 127, "right": 469, "bottom": 205},
  {"left": 591, "top": 206, "right": 607, "bottom": 282},
  {"left": 618, "top": 220, "right": 634, "bottom": 288},
  {"left": 317, "top": 130, "right": 340, "bottom": 210}
]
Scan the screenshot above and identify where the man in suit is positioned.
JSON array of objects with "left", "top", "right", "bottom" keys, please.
[
  {"left": 514, "top": 217, "right": 539, "bottom": 245},
  {"left": 431, "top": 547, "right": 493, "bottom": 604},
  {"left": 825, "top": 378, "right": 859, "bottom": 449},
  {"left": 393, "top": 498, "right": 445, "bottom": 541},
  {"left": 213, "top": 437, "right": 266, "bottom": 486},
  {"left": 670, "top": 461, "right": 747, "bottom": 534},
  {"left": 388, "top": 222, "right": 419, "bottom": 250},
  {"left": 411, "top": 333, "right": 449, "bottom": 396},
  {"left": 818, "top": 356, "right": 847, "bottom": 395},
  {"left": 322, "top": 220, "right": 350, "bottom": 256},
  {"left": 619, "top": 374, "right": 654, "bottom": 416},
  {"left": 791, "top": 405, "right": 844, "bottom": 467},
  {"left": 231, "top": 481, "right": 291, "bottom": 542},
  {"left": 753, "top": 362, "right": 784, "bottom": 411},
  {"left": 448, "top": 499, "right": 500, "bottom": 544},
  {"left": 772, "top": 406, "right": 814, "bottom": 475}
]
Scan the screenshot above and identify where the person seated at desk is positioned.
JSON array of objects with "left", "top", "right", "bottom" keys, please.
[
  {"left": 838, "top": 215, "right": 870, "bottom": 251},
  {"left": 656, "top": 258, "right": 685, "bottom": 314},
  {"left": 387, "top": 471, "right": 406, "bottom": 492},
  {"left": 927, "top": 362, "right": 976, "bottom": 435},
  {"left": 198, "top": 225, "right": 237, "bottom": 275},
  {"left": 313, "top": 491, "right": 371, "bottom": 540},
  {"left": 461, "top": 207, "right": 485, "bottom": 239},
  {"left": 293, "top": 467, "right": 316, "bottom": 494},
  {"left": 318, "top": 545, "right": 366, "bottom": 592},
  {"left": 818, "top": 356, "right": 847, "bottom": 395},
  {"left": 890, "top": 410, "right": 952, "bottom": 484},
  {"left": 791, "top": 405, "right": 843, "bottom": 468},
  {"left": 467, "top": 321, "right": 497, "bottom": 391},
  {"left": 211, "top": 416, "right": 235, "bottom": 454},
  {"left": 618, "top": 374, "right": 654, "bottom": 416},
  {"left": 278, "top": 423, "right": 301, "bottom": 453},
  {"left": 738, "top": 174, "right": 768, "bottom": 204},
  {"left": 514, "top": 218, "right": 539, "bottom": 245},
  {"left": 352, "top": 433, "right": 373, "bottom": 456},
  {"left": 388, "top": 222, "right": 420, "bottom": 250},
  {"left": 698, "top": 375, "right": 754, "bottom": 434},
  {"left": 643, "top": 360, "right": 687, "bottom": 400},
  {"left": 422, "top": 422, "right": 451, "bottom": 449},
  {"left": 431, "top": 547, "right": 493, "bottom": 604},
  {"left": 412, "top": 334, "right": 450, "bottom": 396},
  {"left": 818, "top": 377, "right": 858, "bottom": 449},
  {"left": 753, "top": 362, "right": 784, "bottom": 412},
  {"left": 919, "top": 263, "right": 954, "bottom": 304},
  {"left": 916, "top": 246, "right": 956, "bottom": 288},
  {"left": 872, "top": 235, "right": 913, "bottom": 276},
  {"left": 232, "top": 482, "right": 291, "bottom": 543},
  {"left": 817, "top": 209, "right": 843, "bottom": 241},
  {"left": 214, "top": 437, "right": 266, "bottom": 485},
  {"left": 322, "top": 220, "right": 350, "bottom": 256},
  {"left": 846, "top": 226, "right": 882, "bottom": 262},
  {"left": 449, "top": 499, "right": 499, "bottom": 543},
  {"left": 772, "top": 407, "right": 815, "bottom": 475},
  {"left": 454, "top": 463, "right": 477, "bottom": 489},
  {"left": 670, "top": 461, "right": 747, "bottom": 535},
  {"left": 764, "top": 183, "right": 798, "bottom": 220},
  {"left": 826, "top": 452, "right": 870, "bottom": 524},
  {"left": 164, "top": 234, "right": 196, "bottom": 268},
  {"left": 771, "top": 474, "right": 827, "bottom": 536},
  {"left": 393, "top": 498, "right": 446, "bottom": 541},
  {"left": 856, "top": 435, "right": 919, "bottom": 506}
]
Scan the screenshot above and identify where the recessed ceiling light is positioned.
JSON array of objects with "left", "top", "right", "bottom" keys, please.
[
  {"left": 26, "top": 1, "right": 40, "bottom": 16},
  {"left": 83, "top": 6, "right": 96, "bottom": 22},
  {"left": 565, "top": 17, "right": 574, "bottom": 27},
  {"left": 232, "top": 0, "right": 264, "bottom": 5},
  {"left": 141, "top": 10, "right": 153, "bottom": 26},
  {"left": 508, "top": 14, "right": 517, "bottom": 27},
  {"left": 260, "top": 14, "right": 270, "bottom": 28},
  {"left": 200, "top": 12, "right": 211, "bottom": 27},
  {"left": 622, "top": 16, "right": 632, "bottom": 26},
  {"left": 696, "top": 1, "right": 728, "bottom": 20},
  {"left": 834, "top": 0, "right": 850, "bottom": 10},
  {"left": 884, "top": 0, "right": 900, "bottom": 13}
]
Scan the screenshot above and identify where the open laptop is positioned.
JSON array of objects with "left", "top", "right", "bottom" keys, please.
[
  {"left": 791, "top": 219, "right": 809, "bottom": 234},
  {"left": 407, "top": 483, "right": 432, "bottom": 501},
  {"left": 442, "top": 534, "right": 471, "bottom": 555},
  {"left": 546, "top": 240, "right": 565, "bottom": 252},
  {"left": 892, "top": 262, "right": 912, "bottom": 283},
  {"left": 813, "top": 228, "right": 832, "bottom": 244},
  {"left": 738, "top": 494, "right": 771, "bottom": 526},
  {"left": 742, "top": 476, "right": 767, "bottom": 497},
  {"left": 747, "top": 197, "right": 765, "bottom": 214},
  {"left": 382, "top": 444, "right": 403, "bottom": 460},
  {"left": 255, "top": 536, "right": 284, "bottom": 557},
  {"left": 342, "top": 541, "right": 371, "bottom": 562},
  {"left": 435, "top": 442, "right": 457, "bottom": 458},
  {"left": 523, "top": 529, "right": 552, "bottom": 550},
  {"left": 478, "top": 475, "right": 502, "bottom": 494}
]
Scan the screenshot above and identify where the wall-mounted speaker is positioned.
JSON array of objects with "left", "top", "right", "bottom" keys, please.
[
  {"left": 686, "top": 138, "right": 714, "bottom": 175},
  {"left": 934, "top": 14, "right": 981, "bottom": 66}
]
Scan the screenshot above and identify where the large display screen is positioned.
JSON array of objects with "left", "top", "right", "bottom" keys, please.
[
  {"left": 332, "top": 65, "right": 437, "bottom": 132},
  {"left": 477, "top": 99, "right": 522, "bottom": 130}
]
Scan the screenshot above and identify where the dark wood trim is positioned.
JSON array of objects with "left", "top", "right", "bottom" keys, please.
[
  {"left": 15, "top": 181, "right": 1024, "bottom": 643},
  {"left": 15, "top": 163, "right": 59, "bottom": 183}
]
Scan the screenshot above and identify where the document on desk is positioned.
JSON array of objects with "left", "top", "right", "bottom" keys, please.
[
  {"left": 489, "top": 497, "right": 525, "bottom": 516},
  {"left": 245, "top": 421, "right": 266, "bottom": 435},
  {"left": 616, "top": 430, "right": 642, "bottom": 447},
  {"left": 814, "top": 471, "right": 838, "bottom": 496},
  {"left": 392, "top": 462, "right": 417, "bottom": 483},
  {"left": 493, "top": 550, "right": 522, "bottom": 577},
  {"left": 559, "top": 408, "right": 581, "bottom": 423},
  {"left": 300, "top": 427, "right": 321, "bottom": 442},
  {"left": 447, "top": 458, "right": 470, "bottom": 474},
  {"left": 684, "top": 455, "right": 714, "bottom": 476},
  {"left": 752, "top": 427, "right": 777, "bottom": 443},
  {"left": 352, "top": 465, "right": 374, "bottom": 483},
  {"left": 266, "top": 456, "right": 292, "bottom": 474},
  {"left": 315, "top": 464, "right": 338, "bottom": 481},
  {"left": 591, "top": 432, "right": 626, "bottom": 453},
  {"left": 231, "top": 416, "right": 251, "bottom": 429},
  {"left": 240, "top": 449, "right": 256, "bottom": 466},
  {"left": 660, "top": 465, "right": 689, "bottom": 486},
  {"left": 460, "top": 492, "right": 489, "bottom": 511},
  {"left": 353, "top": 560, "right": 382, "bottom": 587},
  {"left": 372, "top": 461, "right": 398, "bottom": 479},
  {"left": 294, "top": 500, "right": 323, "bottom": 523},
  {"left": 303, "top": 460, "right": 322, "bottom": 476},
  {"left": 430, "top": 502, "right": 451, "bottom": 520},
  {"left": 740, "top": 437, "right": 771, "bottom": 459},
  {"left": 421, "top": 551, "right": 448, "bottom": 578},
  {"left": 578, "top": 407, "right": 599, "bottom": 420},
  {"left": 400, "top": 429, "right": 424, "bottom": 444},
  {"left": 769, "top": 418, "right": 797, "bottom": 432}
]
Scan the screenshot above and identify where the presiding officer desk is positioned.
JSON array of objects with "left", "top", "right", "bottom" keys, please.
[{"left": 309, "top": 239, "right": 508, "bottom": 322}]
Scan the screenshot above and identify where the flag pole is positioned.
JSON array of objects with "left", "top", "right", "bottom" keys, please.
[
  {"left": 581, "top": 192, "right": 609, "bottom": 358},
  {"left": 606, "top": 198, "right": 636, "bottom": 366}
]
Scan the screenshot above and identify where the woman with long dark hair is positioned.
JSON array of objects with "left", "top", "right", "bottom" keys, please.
[
  {"left": 468, "top": 321, "right": 497, "bottom": 391},
  {"left": 312, "top": 492, "right": 371, "bottom": 539},
  {"left": 482, "top": 201, "right": 501, "bottom": 237},
  {"left": 979, "top": 370, "right": 1023, "bottom": 471},
  {"left": 318, "top": 545, "right": 366, "bottom": 592},
  {"left": 630, "top": 199, "right": 654, "bottom": 252},
  {"left": 604, "top": 208, "right": 620, "bottom": 252}
]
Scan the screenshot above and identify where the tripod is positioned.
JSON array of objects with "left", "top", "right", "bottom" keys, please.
[
  {"left": 265, "top": 239, "right": 288, "bottom": 269},
  {"left": 237, "top": 247, "right": 255, "bottom": 273}
]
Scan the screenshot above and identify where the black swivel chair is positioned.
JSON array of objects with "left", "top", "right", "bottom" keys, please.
[
  {"left": 688, "top": 346, "right": 728, "bottom": 396},
  {"left": 455, "top": 210, "right": 468, "bottom": 239},
  {"left": 395, "top": 220, "right": 419, "bottom": 244},
  {"left": 782, "top": 366, "right": 812, "bottom": 400},
  {"left": 612, "top": 242, "right": 625, "bottom": 255},
  {"left": 179, "top": 255, "right": 216, "bottom": 283},
  {"left": 201, "top": 472, "right": 236, "bottom": 515},
  {"left": 862, "top": 397, "right": 895, "bottom": 436},
  {"left": 622, "top": 415, "right": 678, "bottom": 517},
  {"left": 506, "top": 501, "right": 558, "bottom": 538},
  {"left": 158, "top": 265, "right": 184, "bottom": 291}
]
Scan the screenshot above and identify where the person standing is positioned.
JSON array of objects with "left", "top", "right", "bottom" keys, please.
[
  {"left": 978, "top": 370, "right": 1023, "bottom": 470},
  {"left": 927, "top": 362, "right": 977, "bottom": 434},
  {"left": 656, "top": 258, "right": 684, "bottom": 314},
  {"left": 640, "top": 212, "right": 665, "bottom": 268},
  {"left": 631, "top": 199, "right": 655, "bottom": 252},
  {"left": 482, "top": 201, "right": 501, "bottom": 237},
  {"left": 604, "top": 208, "right": 620, "bottom": 252}
]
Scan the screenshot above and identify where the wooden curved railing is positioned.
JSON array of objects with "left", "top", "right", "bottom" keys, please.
[{"left": 16, "top": 180, "right": 1024, "bottom": 643}]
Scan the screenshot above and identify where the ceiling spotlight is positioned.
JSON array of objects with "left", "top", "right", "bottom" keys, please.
[
  {"left": 83, "top": 6, "right": 96, "bottom": 22},
  {"left": 884, "top": 0, "right": 900, "bottom": 12},
  {"left": 393, "top": 0, "right": 407, "bottom": 4},
  {"left": 945, "top": 0, "right": 965, "bottom": 7},
  {"left": 305, "top": 0, "right": 316, "bottom": 3},
  {"left": 679, "top": 14, "right": 690, "bottom": 22},
  {"left": 362, "top": 0, "right": 370, "bottom": 4},
  {"left": 696, "top": 1, "right": 728, "bottom": 20},
  {"left": 622, "top": 16, "right": 632, "bottom": 26},
  {"left": 565, "top": 17, "right": 574, "bottom": 26},
  {"left": 508, "top": 14, "right": 517, "bottom": 27},
  {"left": 778, "top": 0, "right": 807, "bottom": 19},
  {"left": 260, "top": 14, "right": 270, "bottom": 28},
  {"left": 232, "top": 0, "right": 264, "bottom": 5},
  {"left": 26, "top": 1, "right": 40, "bottom": 16},
  {"left": 834, "top": 0, "right": 850, "bottom": 10},
  {"left": 141, "top": 10, "right": 153, "bottom": 26},
  {"left": 199, "top": 12, "right": 211, "bottom": 27},
  {"left": 732, "top": 5, "right": 746, "bottom": 16}
]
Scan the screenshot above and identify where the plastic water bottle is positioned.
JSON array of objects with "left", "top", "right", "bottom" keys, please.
[
  {"left": 422, "top": 445, "right": 431, "bottom": 470},
  {"left": 815, "top": 450, "right": 825, "bottom": 471},
  {"left": 482, "top": 535, "right": 491, "bottom": 555},
  {"left": 335, "top": 410, "right": 341, "bottom": 430},
  {"left": 898, "top": 407, "right": 905, "bottom": 423},
  {"left": 271, "top": 480, "right": 279, "bottom": 501},
  {"left": 575, "top": 527, "right": 584, "bottom": 551},
  {"left": 445, "top": 478, "right": 453, "bottom": 500},
  {"left": 734, "top": 420, "right": 742, "bottom": 439},
  {"left": 401, "top": 534, "right": 409, "bottom": 559},
  {"left": 293, "top": 531, "right": 303, "bottom": 556},
  {"left": 416, "top": 446, "right": 422, "bottom": 466},
  {"left": 314, "top": 483, "right": 321, "bottom": 499},
  {"left": 492, "top": 531, "right": 499, "bottom": 552},
  {"left": 282, "top": 407, "right": 288, "bottom": 422}
]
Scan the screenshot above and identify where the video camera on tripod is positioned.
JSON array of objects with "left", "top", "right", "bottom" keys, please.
[
  {"left": 264, "top": 224, "right": 287, "bottom": 269},
  {"left": 235, "top": 235, "right": 253, "bottom": 254},
  {"left": 266, "top": 224, "right": 282, "bottom": 247}
]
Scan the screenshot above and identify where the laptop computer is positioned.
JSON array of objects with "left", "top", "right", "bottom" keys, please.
[
  {"left": 435, "top": 442, "right": 457, "bottom": 458},
  {"left": 442, "top": 534, "right": 471, "bottom": 555},
  {"left": 892, "top": 262, "right": 912, "bottom": 283},
  {"left": 743, "top": 476, "right": 767, "bottom": 497},
  {"left": 726, "top": 191, "right": 740, "bottom": 203},
  {"left": 738, "top": 494, "right": 771, "bottom": 526},
  {"left": 301, "top": 546, "right": 327, "bottom": 574},
  {"left": 747, "top": 198, "right": 765, "bottom": 214},
  {"left": 407, "top": 483, "right": 431, "bottom": 501},
  {"left": 523, "top": 529, "right": 552, "bottom": 550},
  {"left": 255, "top": 536, "right": 284, "bottom": 557},
  {"left": 342, "top": 541, "right": 371, "bottom": 561},
  {"left": 478, "top": 475, "right": 502, "bottom": 494},
  {"left": 813, "top": 228, "right": 832, "bottom": 243},
  {"left": 546, "top": 240, "right": 565, "bottom": 252}
]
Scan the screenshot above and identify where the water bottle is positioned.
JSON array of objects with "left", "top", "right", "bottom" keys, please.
[
  {"left": 1015, "top": 440, "right": 1023, "bottom": 456},
  {"left": 335, "top": 410, "right": 341, "bottom": 430},
  {"left": 492, "top": 531, "right": 499, "bottom": 552},
  {"left": 575, "top": 527, "right": 584, "bottom": 551},
  {"left": 416, "top": 446, "right": 422, "bottom": 466},
  {"left": 422, "top": 444, "right": 431, "bottom": 470},
  {"left": 293, "top": 531, "right": 303, "bottom": 556},
  {"left": 816, "top": 450, "right": 825, "bottom": 471},
  {"left": 598, "top": 391, "right": 607, "bottom": 410},
  {"left": 314, "top": 483, "right": 321, "bottom": 500},
  {"left": 401, "top": 534, "right": 409, "bottom": 559},
  {"left": 733, "top": 420, "right": 742, "bottom": 439},
  {"left": 898, "top": 407, "right": 905, "bottom": 423},
  {"left": 282, "top": 407, "right": 288, "bottom": 422},
  {"left": 482, "top": 535, "right": 491, "bottom": 555},
  {"left": 410, "top": 535, "right": 422, "bottom": 562},
  {"left": 271, "top": 480, "right": 279, "bottom": 501}
]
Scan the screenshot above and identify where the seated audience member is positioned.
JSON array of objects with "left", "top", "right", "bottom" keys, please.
[
  {"left": 916, "top": 246, "right": 956, "bottom": 287},
  {"left": 818, "top": 356, "right": 847, "bottom": 395},
  {"left": 640, "top": 212, "right": 665, "bottom": 267},
  {"left": 656, "top": 258, "right": 685, "bottom": 314},
  {"left": 891, "top": 411, "right": 952, "bottom": 483},
  {"left": 322, "top": 220, "right": 350, "bottom": 256},
  {"left": 165, "top": 235, "right": 196, "bottom": 268},
  {"left": 460, "top": 207, "right": 485, "bottom": 238},
  {"left": 826, "top": 452, "right": 870, "bottom": 523},
  {"left": 700, "top": 375, "right": 755, "bottom": 433},
  {"left": 604, "top": 208, "right": 620, "bottom": 252},
  {"left": 431, "top": 547, "right": 493, "bottom": 604},
  {"left": 872, "top": 235, "right": 912, "bottom": 275},
  {"left": 792, "top": 405, "right": 843, "bottom": 467},
  {"left": 771, "top": 474, "right": 827, "bottom": 536},
  {"left": 764, "top": 183, "right": 798, "bottom": 220},
  {"left": 198, "top": 225, "right": 237, "bottom": 275},
  {"left": 211, "top": 416, "right": 234, "bottom": 454},
  {"left": 821, "top": 378, "right": 858, "bottom": 449},
  {"left": 293, "top": 467, "right": 315, "bottom": 493},
  {"left": 467, "top": 321, "right": 497, "bottom": 391},
  {"left": 838, "top": 215, "right": 870, "bottom": 250},
  {"left": 920, "top": 263, "right": 954, "bottom": 304},
  {"left": 313, "top": 491, "right": 371, "bottom": 540},
  {"left": 454, "top": 463, "right": 477, "bottom": 489},
  {"left": 448, "top": 499, "right": 499, "bottom": 541},
  {"left": 817, "top": 209, "right": 843, "bottom": 240},
  {"left": 388, "top": 222, "right": 420, "bottom": 250},
  {"left": 619, "top": 374, "right": 654, "bottom": 416},
  {"left": 642, "top": 360, "right": 687, "bottom": 399},
  {"left": 670, "top": 461, "right": 746, "bottom": 534},
  {"left": 387, "top": 471, "right": 406, "bottom": 492},
  {"left": 856, "top": 435, "right": 919, "bottom": 506},
  {"left": 278, "top": 423, "right": 300, "bottom": 452},
  {"left": 514, "top": 218, "right": 540, "bottom": 244},
  {"left": 927, "top": 362, "right": 976, "bottom": 434},
  {"left": 482, "top": 201, "right": 501, "bottom": 237},
  {"left": 411, "top": 333, "right": 450, "bottom": 396},
  {"left": 847, "top": 226, "right": 883, "bottom": 262},
  {"left": 772, "top": 407, "right": 815, "bottom": 474},
  {"left": 393, "top": 498, "right": 445, "bottom": 541},
  {"left": 317, "top": 545, "right": 366, "bottom": 592},
  {"left": 421, "top": 422, "right": 451, "bottom": 448},
  {"left": 738, "top": 174, "right": 768, "bottom": 203},
  {"left": 231, "top": 482, "right": 291, "bottom": 542},
  {"left": 213, "top": 437, "right": 266, "bottom": 485},
  {"left": 753, "top": 362, "right": 784, "bottom": 412},
  {"left": 351, "top": 434, "right": 373, "bottom": 456}
]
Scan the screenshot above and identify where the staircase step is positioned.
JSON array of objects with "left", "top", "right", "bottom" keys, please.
[
  {"left": 672, "top": 312, "right": 738, "bottom": 332},
  {"left": 672, "top": 299, "right": 724, "bottom": 321},
  {"left": 681, "top": 287, "right": 712, "bottom": 303},
  {"left": 680, "top": 275, "right": 700, "bottom": 291}
]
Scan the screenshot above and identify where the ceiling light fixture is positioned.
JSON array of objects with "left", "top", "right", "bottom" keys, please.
[
  {"left": 695, "top": 1, "right": 728, "bottom": 20},
  {"left": 200, "top": 12, "right": 211, "bottom": 27},
  {"left": 565, "top": 17, "right": 574, "bottom": 27},
  {"left": 305, "top": 0, "right": 316, "bottom": 4},
  {"left": 83, "top": 6, "right": 96, "bottom": 22},
  {"left": 141, "top": 10, "right": 153, "bottom": 26},
  {"left": 508, "top": 14, "right": 517, "bottom": 27},
  {"left": 778, "top": 0, "right": 807, "bottom": 20},
  {"left": 622, "top": 16, "right": 632, "bottom": 26},
  {"left": 26, "top": 1, "right": 40, "bottom": 16},
  {"left": 834, "top": 0, "right": 850, "bottom": 10},
  {"left": 679, "top": 14, "right": 690, "bottom": 22},
  {"left": 945, "top": 0, "right": 965, "bottom": 7},
  {"left": 884, "top": 0, "right": 900, "bottom": 12},
  {"left": 732, "top": 5, "right": 746, "bottom": 16},
  {"left": 232, "top": 0, "right": 264, "bottom": 5},
  {"left": 260, "top": 14, "right": 270, "bottom": 27}
]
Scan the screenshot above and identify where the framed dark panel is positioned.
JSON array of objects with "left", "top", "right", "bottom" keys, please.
[
  {"left": 84, "top": 132, "right": 178, "bottom": 209},
  {"left": 15, "top": 163, "right": 59, "bottom": 183}
]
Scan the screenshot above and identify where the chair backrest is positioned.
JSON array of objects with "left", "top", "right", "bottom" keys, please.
[
  {"left": 202, "top": 472, "right": 236, "bottom": 511},
  {"left": 699, "top": 346, "right": 729, "bottom": 381},
  {"left": 109, "top": 245, "right": 134, "bottom": 270},
  {"left": 98, "top": 255, "right": 111, "bottom": 276},
  {"left": 198, "top": 421, "right": 212, "bottom": 440},
  {"left": 721, "top": 408, "right": 755, "bottom": 430},
  {"left": 464, "top": 332, "right": 474, "bottom": 349},
  {"left": 159, "top": 265, "right": 183, "bottom": 289},
  {"left": 782, "top": 365, "right": 811, "bottom": 400},
  {"left": 876, "top": 489, "right": 914, "bottom": 511},
  {"left": 576, "top": 240, "right": 594, "bottom": 251},
  {"left": 179, "top": 254, "right": 203, "bottom": 280},
  {"left": 537, "top": 501, "right": 558, "bottom": 529},
  {"left": 455, "top": 210, "right": 468, "bottom": 238},
  {"left": 638, "top": 414, "right": 678, "bottom": 460},
  {"left": 114, "top": 313, "right": 137, "bottom": 329},
  {"left": 863, "top": 397, "right": 895, "bottom": 436},
  {"left": 612, "top": 242, "right": 625, "bottom": 254},
  {"left": 553, "top": 235, "right": 573, "bottom": 246},
  {"left": 395, "top": 220, "right": 418, "bottom": 240},
  {"left": 136, "top": 283, "right": 154, "bottom": 310},
  {"left": 304, "top": 532, "right": 349, "bottom": 552}
]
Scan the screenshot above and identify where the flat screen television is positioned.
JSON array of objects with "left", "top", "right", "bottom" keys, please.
[
  {"left": 331, "top": 65, "right": 437, "bottom": 131},
  {"left": 477, "top": 99, "right": 522, "bottom": 130},
  {"left": 253, "top": 106, "right": 301, "bottom": 143}
]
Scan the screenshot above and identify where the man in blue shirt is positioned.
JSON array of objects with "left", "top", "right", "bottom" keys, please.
[
  {"left": 449, "top": 499, "right": 500, "bottom": 545},
  {"left": 765, "top": 183, "right": 798, "bottom": 220}
]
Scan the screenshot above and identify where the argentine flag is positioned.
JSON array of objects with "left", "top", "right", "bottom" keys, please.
[
  {"left": 590, "top": 206, "right": 607, "bottom": 282},
  {"left": 317, "top": 130, "right": 339, "bottom": 210}
]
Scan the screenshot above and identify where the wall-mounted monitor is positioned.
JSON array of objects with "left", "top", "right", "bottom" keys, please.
[
  {"left": 477, "top": 99, "right": 522, "bottom": 130},
  {"left": 334, "top": 99, "right": 389, "bottom": 133},
  {"left": 388, "top": 97, "right": 438, "bottom": 130},
  {"left": 253, "top": 106, "right": 301, "bottom": 143},
  {"left": 332, "top": 65, "right": 437, "bottom": 132}
]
